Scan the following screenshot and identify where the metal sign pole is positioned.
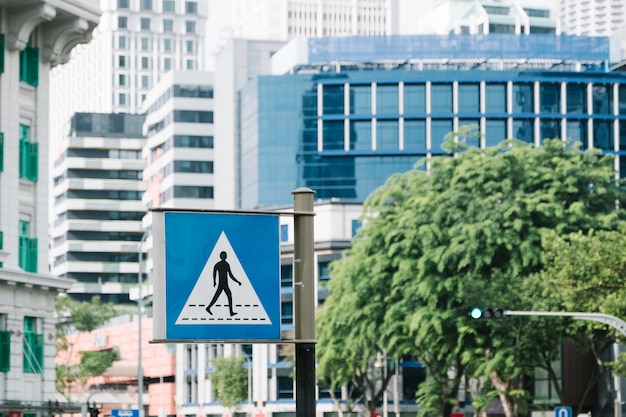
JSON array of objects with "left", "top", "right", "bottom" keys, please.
[{"left": 293, "top": 188, "right": 316, "bottom": 417}]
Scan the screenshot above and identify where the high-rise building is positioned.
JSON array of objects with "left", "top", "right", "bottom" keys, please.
[
  {"left": 0, "top": 1, "right": 100, "bottom": 415},
  {"left": 231, "top": 0, "right": 400, "bottom": 40},
  {"left": 50, "top": 113, "right": 146, "bottom": 304},
  {"left": 559, "top": 0, "right": 625, "bottom": 36},
  {"left": 224, "top": 34, "right": 623, "bottom": 210},
  {"left": 49, "top": 0, "right": 209, "bottom": 152},
  {"left": 418, "top": 0, "right": 560, "bottom": 35}
]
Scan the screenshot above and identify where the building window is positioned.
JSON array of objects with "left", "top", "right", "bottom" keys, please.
[
  {"left": 280, "top": 224, "right": 288, "bottom": 242},
  {"left": 19, "top": 125, "right": 38, "bottom": 181},
  {"left": 431, "top": 84, "right": 453, "bottom": 113},
  {"left": 431, "top": 119, "right": 453, "bottom": 152},
  {"left": 140, "top": 0, "right": 152, "bottom": 10},
  {"left": 118, "top": 16, "right": 128, "bottom": 29},
  {"left": 141, "top": 18, "right": 151, "bottom": 31},
  {"left": 485, "top": 83, "right": 507, "bottom": 114},
  {"left": 281, "top": 301, "right": 293, "bottom": 324},
  {"left": 350, "top": 85, "right": 371, "bottom": 115},
  {"left": 119, "top": 93, "right": 127, "bottom": 106},
  {"left": 163, "top": 19, "right": 173, "bottom": 32},
  {"left": 141, "top": 37, "right": 150, "bottom": 51},
  {"left": 0, "top": 314, "right": 8, "bottom": 371},
  {"left": 141, "top": 75, "right": 150, "bottom": 89},
  {"left": 118, "top": 35, "right": 127, "bottom": 49},
  {"left": 513, "top": 83, "right": 534, "bottom": 113},
  {"left": 376, "top": 84, "right": 399, "bottom": 114},
  {"left": 185, "top": 21, "right": 196, "bottom": 33},
  {"left": 404, "top": 84, "right": 426, "bottom": 113},
  {"left": 404, "top": 119, "right": 426, "bottom": 150},
  {"left": 19, "top": 220, "right": 37, "bottom": 273},
  {"left": 186, "top": 40, "right": 195, "bottom": 53},
  {"left": 118, "top": 74, "right": 126, "bottom": 86},
  {"left": 23, "top": 317, "right": 43, "bottom": 373},
  {"left": 141, "top": 56, "right": 150, "bottom": 69},
  {"left": 540, "top": 83, "right": 561, "bottom": 114},
  {"left": 19, "top": 43, "right": 39, "bottom": 87},
  {"left": 118, "top": 0, "right": 129, "bottom": 7},
  {"left": 186, "top": 59, "right": 194, "bottom": 70},
  {"left": 164, "top": 58, "right": 171, "bottom": 70},
  {"left": 281, "top": 262, "right": 293, "bottom": 287},
  {"left": 118, "top": 55, "right": 126, "bottom": 68},
  {"left": 323, "top": 85, "right": 344, "bottom": 115},
  {"left": 318, "top": 261, "right": 331, "bottom": 284},
  {"left": 0, "top": 34, "right": 5, "bottom": 74},
  {"left": 163, "top": 0, "right": 175, "bottom": 12},
  {"left": 163, "top": 38, "right": 172, "bottom": 52},
  {"left": 351, "top": 219, "right": 361, "bottom": 236},
  {"left": 186, "top": 1, "right": 198, "bottom": 14},
  {"left": 458, "top": 83, "right": 480, "bottom": 114},
  {"left": 376, "top": 120, "right": 399, "bottom": 150}
]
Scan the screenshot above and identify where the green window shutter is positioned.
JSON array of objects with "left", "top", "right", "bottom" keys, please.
[
  {"left": 0, "top": 330, "right": 10, "bottom": 372},
  {"left": 27, "top": 238, "right": 38, "bottom": 273},
  {"left": 27, "top": 46, "right": 39, "bottom": 86},
  {"left": 0, "top": 132, "right": 4, "bottom": 172},
  {"left": 19, "top": 138, "right": 28, "bottom": 178},
  {"left": 28, "top": 142, "right": 38, "bottom": 181},
  {"left": 0, "top": 33, "right": 4, "bottom": 74},
  {"left": 20, "top": 124, "right": 30, "bottom": 141},
  {"left": 19, "top": 235, "right": 27, "bottom": 270},
  {"left": 19, "top": 45, "right": 38, "bottom": 87},
  {"left": 23, "top": 332, "right": 43, "bottom": 373}
]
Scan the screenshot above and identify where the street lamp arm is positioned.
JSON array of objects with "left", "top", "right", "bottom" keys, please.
[{"left": 503, "top": 310, "right": 626, "bottom": 338}]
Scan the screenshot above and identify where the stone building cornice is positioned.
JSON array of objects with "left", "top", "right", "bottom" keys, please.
[{"left": 4, "top": 0, "right": 100, "bottom": 66}]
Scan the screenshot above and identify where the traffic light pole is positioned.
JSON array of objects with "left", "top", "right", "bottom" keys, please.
[
  {"left": 293, "top": 188, "right": 316, "bottom": 417},
  {"left": 503, "top": 310, "right": 626, "bottom": 417}
]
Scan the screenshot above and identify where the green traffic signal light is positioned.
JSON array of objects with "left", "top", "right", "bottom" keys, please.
[
  {"left": 469, "top": 307, "right": 483, "bottom": 319},
  {"left": 469, "top": 307, "right": 504, "bottom": 319}
]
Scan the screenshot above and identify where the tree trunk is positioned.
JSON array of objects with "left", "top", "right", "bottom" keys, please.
[{"left": 490, "top": 370, "right": 513, "bottom": 417}]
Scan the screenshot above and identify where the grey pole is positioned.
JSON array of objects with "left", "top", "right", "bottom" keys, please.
[
  {"left": 292, "top": 188, "right": 316, "bottom": 417},
  {"left": 137, "top": 231, "right": 149, "bottom": 417}
]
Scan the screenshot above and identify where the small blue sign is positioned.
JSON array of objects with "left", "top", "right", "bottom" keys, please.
[
  {"left": 162, "top": 211, "right": 280, "bottom": 341},
  {"left": 555, "top": 406, "right": 572, "bottom": 417},
  {"left": 111, "top": 410, "right": 139, "bottom": 417}
]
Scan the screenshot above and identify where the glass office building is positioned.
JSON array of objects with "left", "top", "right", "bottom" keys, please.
[{"left": 237, "top": 34, "right": 626, "bottom": 208}]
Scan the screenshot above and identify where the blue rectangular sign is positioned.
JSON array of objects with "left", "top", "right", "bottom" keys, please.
[
  {"left": 153, "top": 210, "right": 281, "bottom": 342},
  {"left": 111, "top": 410, "right": 139, "bottom": 417}
]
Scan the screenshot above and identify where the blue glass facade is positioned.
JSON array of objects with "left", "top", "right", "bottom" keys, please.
[{"left": 238, "top": 35, "right": 626, "bottom": 209}]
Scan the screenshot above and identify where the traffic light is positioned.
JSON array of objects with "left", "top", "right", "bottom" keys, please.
[{"left": 469, "top": 307, "right": 504, "bottom": 319}]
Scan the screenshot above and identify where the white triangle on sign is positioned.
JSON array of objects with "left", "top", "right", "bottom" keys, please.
[{"left": 175, "top": 231, "right": 272, "bottom": 325}]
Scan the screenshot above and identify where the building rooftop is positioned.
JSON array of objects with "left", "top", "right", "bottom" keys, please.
[{"left": 272, "top": 34, "right": 611, "bottom": 75}]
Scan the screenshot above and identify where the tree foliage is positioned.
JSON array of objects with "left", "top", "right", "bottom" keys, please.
[
  {"left": 55, "top": 295, "right": 120, "bottom": 400},
  {"left": 212, "top": 356, "right": 249, "bottom": 410},
  {"left": 316, "top": 137, "right": 626, "bottom": 417}
]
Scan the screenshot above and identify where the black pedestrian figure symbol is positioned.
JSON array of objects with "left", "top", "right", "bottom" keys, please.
[{"left": 206, "top": 251, "right": 242, "bottom": 316}]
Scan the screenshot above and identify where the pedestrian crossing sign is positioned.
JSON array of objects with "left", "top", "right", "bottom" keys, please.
[{"left": 151, "top": 210, "right": 281, "bottom": 342}]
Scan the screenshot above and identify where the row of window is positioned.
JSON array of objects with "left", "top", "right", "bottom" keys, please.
[
  {"left": 117, "top": 35, "right": 196, "bottom": 54},
  {"left": 319, "top": 117, "right": 626, "bottom": 153},
  {"left": 146, "top": 110, "right": 213, "bottom": 136},
  {"left": 147, "top": 83, "right": 213, "bottom": 114},
  {"left": 67, "top": 148, "right": 142, "bottom": 160},
  {"left": 117, "top": 0, "right": 198, "bottom": 14},
  {"left": 118, "top": 54, "right": 196, "bottom": 70},
  {"left": 118, "top": 16, "right": 197, "bottom": 34},
  {"left": 321, "top": 81, "right": 625, "bottom": 116},
  {"left": 0, "top": 316, "right": 43, "bottom": 373}
]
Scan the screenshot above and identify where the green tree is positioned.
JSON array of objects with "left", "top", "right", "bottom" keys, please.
[
  {"left": 317, "top": 138, "right": 626, "bottom": 417},
  {"left": 55, "top": 295, "right": 120, "bottom": 400},
  {"left": 529, "top": 228, "right": 626, "bottom": 414},
  {"left": 212, "top": 356, "right": 249, "bottom": 410}
]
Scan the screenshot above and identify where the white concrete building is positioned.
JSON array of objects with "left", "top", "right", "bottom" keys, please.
[
  {"left": 50, "top": 113, "right": 146, "bottom": 303},
  {"left": 418, "top": 0, "right": 560, "bottom": 35},
  {"left": 49, "top": 0, "right": 209, "bottom": 154},
  {"left": 231, "top": 0, "right": 400, "bottom": 40},
  {"left": 140, "top": 70, "right": 215, "bottom": 276},
  {"left": 559, "top": 0, "right": 625, "bottom": 36},
  {"left": 0, "top": 0, "right": 100, "bottom": 415}
]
